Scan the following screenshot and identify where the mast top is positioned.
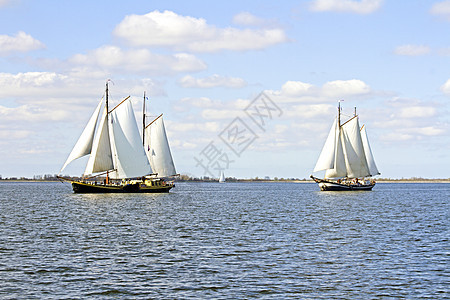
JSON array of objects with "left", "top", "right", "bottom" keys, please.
[
  {"left": 338, "top": 99, "right": 344, "bottom": 126},
  {"left": 105, "top": 80, "right": 109, "bottom": 113}
]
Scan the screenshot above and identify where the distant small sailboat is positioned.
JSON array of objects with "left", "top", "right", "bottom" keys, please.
[
  {"left": 219, "top": 171, "right": 225, "bottom": 183},
  {"left": 310, "top": 101, "right": 380, "bottom": 191},
  {"left": 58, "top": 81, "right": 175, "bottom": 193}
]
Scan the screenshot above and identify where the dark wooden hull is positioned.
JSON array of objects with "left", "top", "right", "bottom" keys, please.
[
  {"left": 71, "top": 181, "right": 173, "bottom": 194},
  {"left": 310, "top": 176, "right": 375, "bottom": 191}
]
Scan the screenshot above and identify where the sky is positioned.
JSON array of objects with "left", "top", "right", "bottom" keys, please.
[{"left": 0, "top": 0, "right": 449, "bottom": 179}]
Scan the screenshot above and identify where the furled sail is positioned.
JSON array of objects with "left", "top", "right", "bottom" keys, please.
[
  {"left": 84, "top": 106, "right": 114, "bottom": 175},
  {"left": 361, "top": 125, "right": 380, "bottom": 176},
  {"left": 60, "top": 99, "right": 103, "bottom": 173},
  {"left": 109, "top": 99, "right": 152, "bottom": 179},
  {"left": 144, "top": 115, "right": 177, "bottom": 177}
]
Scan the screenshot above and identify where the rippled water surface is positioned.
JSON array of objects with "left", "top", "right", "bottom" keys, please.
[{"left": 0, "top": 181, "right": 448, "bottom": 299}]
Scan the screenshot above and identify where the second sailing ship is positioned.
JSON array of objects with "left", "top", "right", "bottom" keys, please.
[
  {"left": 310, "top": 101, "right": 380, "bottom": 191},
  {"left": 59, "top": 81, "right": 177, "bottom": 193}
]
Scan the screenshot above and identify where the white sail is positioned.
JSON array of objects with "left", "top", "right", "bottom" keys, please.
[
  {"left": 109, "top": 99, "right": 152, "bottom": 179},
  {"left": 361, "top": 126, "right": 380, "bottom": 176},
  {"left": 341, "top": 117, "right": 370, "bottom": 178},
  {"left": 60, "top": 99, "right": 102, "bottom": 173},
  {"left": 84, "top": 106, "right": 114, "bottom": 175},
  {"left": 144, "top": 115, "right": 177, "bottom": 177},
  {"left": 317, "top": 115, "right": 376, "bottom": 179},
  {"left": 219, "top": 171, "right": 225, "bottom": 182},
  {"left": 313, "top": 118, "right": 337, "bottom": 172},
  {"left": 324, "top": 124, "right": 347, "bottom": 179}
]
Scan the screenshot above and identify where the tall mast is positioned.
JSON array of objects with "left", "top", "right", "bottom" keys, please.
[
  {"left": 142, "top": 91, "right": 146, "bottom": 146},
  {"left": 338, "top": 100, "right": 341, "bottom": 127},
  {"left": 105, "top": 80, "right": 109, "bottom": 114},
  {"left": 105, "top": 80, "right": 110, "bottom": 183}
]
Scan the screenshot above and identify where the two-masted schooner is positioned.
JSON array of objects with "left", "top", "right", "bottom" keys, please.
[
  {"left": 310, "top": 101, "right": 380, "bottom": 191},
  {"left": 58, "top": 81, "right": 177, "bottom": 193}
]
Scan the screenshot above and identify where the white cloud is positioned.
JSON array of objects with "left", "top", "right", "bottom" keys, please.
[
  {"left": 398, "top": 106, "right": 437, "bottom": 118},
  {"left": 310, "top": 0, "right": 383, "bottom": 14},
  {"left": 232, "top": 12, "right": 280, "bottom": 28},
  {"left": 0, "top": 0, "right": 17, "bottom": 8},
  {"left": 437, "top": 47, "right": 450, "bottom": 56},
  {"left": 284, "top": 104, "right": 335, "bottom": 119},
  {"left": 0, "top": 104, "right": 69, "bottom": 122},
  {"left": 394, "top": 44, "right": 430, "bottom": 56},
  {"left": 322, "top": 79, "right": 371, "bottom": 97},
  {"left": 0, "top": 71, "right": 166, "bottom": 102},
  {"left": 201, "top": 108, "right": 241, "bottom": 120},
  {"left": 170, "top": 121, "right": 220, "bottom": 133},
  {"left": 415, "top": 126, "right": 446, "bottom": 136},
  {"left": 0, "top": 128, "right": 30, "bottom": 140},
  {"left": 179, "top": 96, "right": 250, "bottom": 111},
  {"left": 372, "top": 96, "right": 447, "bottom": 144},
  {"left": 267, "top": 79, "right": 372, "bottom": 104},
  {"left": 233, "top": 12, "right": 267, "bottom": 27},
  {"left": 0, "top": 72, "right": 69, "bottom": 98},
  {"left": 373, "top": 117, "right": 417, "bottom": 129},
  {"left": 381, "top": 126, "right": 445, "bottom": 141},
  {"left": 178, "top": 74, "right": 247, "bottom": 89},
  {"left": 177, "top": 96, "right": 250, "bottom": 121},
  {"left": 168, "top": 78, "right": 448, "bottom": 167},
  {"left": 68, "top": 45, "right": 207, "bottom": 75},
  {"left": 440, "top": 78, "right": 450, "bottom": 94},
  {"left": 113, "top": 10, "right": 288, "bottom": 52},
  {"left": 0, "top": 31, "right": 45, "bottom": 55},
  {"left": 0, "top": 70, "right": 175, "bottom": 174},
  {"left": 380, "top": 132, "right": 414, "bottom": 142},
  {"left": 0, "top": 71, "right": 66, "bottom": 87},
  {"left": 430, "top": 0, "right": 450, "bottom": 20},
  {"left": 387, "top": 97, "right": 420, "bottom": 107},
  {"left": 281, "top": 81, "right": 315, "bottom": 96},
  {"left": 180, "top": 97, "right": 217, "bottom": 108}
]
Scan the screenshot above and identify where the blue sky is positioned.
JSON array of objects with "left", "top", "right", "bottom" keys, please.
[{"left": 0, "top": 0, "right": 449, "bottom": 179}]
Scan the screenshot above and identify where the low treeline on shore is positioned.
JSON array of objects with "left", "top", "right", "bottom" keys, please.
[{"left": 1, "top": 174, "right": 449, "bottom": 183}]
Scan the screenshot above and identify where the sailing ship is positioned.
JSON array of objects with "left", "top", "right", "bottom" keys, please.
[
  {"left": 310, "top": 101, "right": 380, "bottom": 191},
  {"left": 58, "top": 81, "right": 177, "bottom": 193},
  {"left": 218, "top": 171, "right": 225, "bottom": 183}
]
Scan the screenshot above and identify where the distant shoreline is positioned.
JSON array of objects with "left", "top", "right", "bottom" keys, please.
[{"left": 1, "top": 179, "right": 449, "bottom": 184}]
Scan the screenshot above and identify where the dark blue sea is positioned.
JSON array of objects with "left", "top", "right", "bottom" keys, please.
[{"left": 0, "top": 181, "right": 448, "bottom": 299}]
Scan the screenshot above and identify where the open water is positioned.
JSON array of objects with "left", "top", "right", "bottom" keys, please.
[{"left": 0, "top": 181, "right": 448, "bottom": 299}]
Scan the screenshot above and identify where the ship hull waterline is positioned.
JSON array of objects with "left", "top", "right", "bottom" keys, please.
[
  {"left": 311, "top": 176, "right": 375, "bottom": 191},
  {"left": 71, "top": 181, "right": 173, "bottom": 194}
]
